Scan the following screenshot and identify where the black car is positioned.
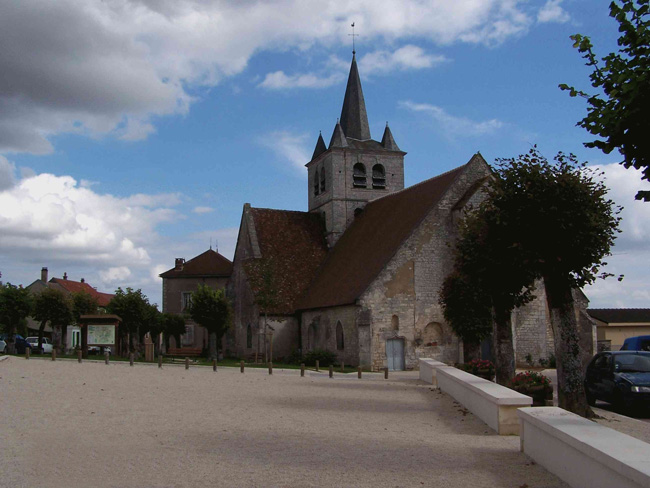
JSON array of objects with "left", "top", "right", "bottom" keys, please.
[
  {"left": 584, "top": 351, "right": 650, "bottom": 413},
  {"left": 0, "top": 334, "right": 33, "bottom": 354}
]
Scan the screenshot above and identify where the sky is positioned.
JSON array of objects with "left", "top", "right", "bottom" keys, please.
[{"left": 0, "top": 0, "right": 648, "bottom": 309}]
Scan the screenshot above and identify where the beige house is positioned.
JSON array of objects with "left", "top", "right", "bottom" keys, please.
[{"left": 589, "top": 308, "right": 650, "bottom": 351}]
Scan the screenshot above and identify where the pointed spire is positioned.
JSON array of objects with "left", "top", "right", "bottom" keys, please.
[
  {"left": 339, "top": 54, "right": 371, "bottom": 141},
  {"left": 329, "top": 120, "right": 348, "bottom": 148},
  {"left": 311, "top": 131, "right": 327, "bottom": 160},
  {"left": 381, "top": 123, "right": 400, "bottom": 151}
]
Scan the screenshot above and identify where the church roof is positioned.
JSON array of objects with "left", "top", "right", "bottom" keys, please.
[
  {"left": 339, "top": 54, "right": 371, "bottom": 141},
  {"left": 297, "top": 161, "right": 473, "bottom": 311},
  {"left": 159, "top": 249, "right": 233, "bottom": 278},
  {"left": 246, "top": 208, "right": 328, "bottom": 315}
]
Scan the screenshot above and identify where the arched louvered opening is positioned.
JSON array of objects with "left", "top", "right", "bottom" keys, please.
[
  {"left": 314, "top": 169, "right": 320, "bottom": 196},
  {"left": 372, "top": 164, "right": 386, "bottom": 189},
  {"left": 353, "top": 163, "right": 367, "bottom": 188},
  {"left": 320, "top": 167, "right": 326, "bottom": 192}
]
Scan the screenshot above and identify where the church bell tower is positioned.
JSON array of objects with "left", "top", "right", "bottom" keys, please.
[{"left": 306, "top": 53, "right": 406, "bottom": 247}]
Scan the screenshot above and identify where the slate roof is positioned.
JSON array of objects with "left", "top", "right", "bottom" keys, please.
[
  {"left": 587, "top": 309, "right": 650, "bottom": 324},
  {"left": 159, "top": 249, "right": 233, "bottom": 278},
  {"left": 298, "top": 161, "right": 471, "bottom": 311},
  {"left": 49, "top": 278, "right": 114, "bottom": 307},
  {"left": 246, "top": 208, "right": 328, "bottom": 315},
  {"left": 339, "top": 53, "right": 371, "bottom": 141}
]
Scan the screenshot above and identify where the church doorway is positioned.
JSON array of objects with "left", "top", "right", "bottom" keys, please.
[{"left": 386, "top": 338, "right": 405, "bottom": 371}]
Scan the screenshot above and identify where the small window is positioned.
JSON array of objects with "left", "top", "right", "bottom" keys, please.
[
  {"left": 372, "top": 164, "right": 386, "bottom": 189},
  {"left": 320, "top": 167, "right": 326, "bottom": 192},
  {"left": 314, "top": 169, "right": 320, "bottom": 196},
  {"left": 391, "top": 315, "right": 399, "bottom": 331},
  {"left": 246, "top": 324, "right": 252, "bottom": 349},
  {"left": 353, "top": 163, "right": 367, "bottom": 188},
  {"left": 182, "top": 323, "right": 194, "bottom": 346},
  {"left": 336, "top": 321, "right": 344, "bottom": 350},
  {"left": 182, "top": 292, "right": 192, "bottom": 311}
]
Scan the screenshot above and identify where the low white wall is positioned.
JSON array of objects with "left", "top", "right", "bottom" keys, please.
[
  {"left": 518, "top": 407, "right": 650, "bottom": 488},
  {"left": 436, "top": 366, "right": 531, "bottom": 435},
  {"left": 418, "top": 358, "right": 453, "bottom": 386}
]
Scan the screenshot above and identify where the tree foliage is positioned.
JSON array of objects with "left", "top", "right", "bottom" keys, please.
[
  {"left": 159, "top": 313, "right": 186, "bottom": 351},
  {"left": 71, "top": 291, "right": 99, "bottom": 324},
  {"left": 33, "top": 288, "right": 74, "bottom": 353},
  {"left": 560, "top": 0, "right": 650, "bottom": 201},
  {"left": 0, "top": 283, "right": 32, "bottom": 353},
  {"left": 107, "top": 287, "right": 153, "bottom": 353},
  {"left": 187, "top": 284, "right": 232, "bottom": 359}
]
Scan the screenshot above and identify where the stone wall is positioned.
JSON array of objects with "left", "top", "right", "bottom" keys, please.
[{"left": 300, "top": 306, "right": 360, "bottom": 366}]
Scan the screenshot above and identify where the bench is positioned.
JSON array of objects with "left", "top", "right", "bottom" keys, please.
[
  {"left": 165, "top": 348, "right": 202, "bottom": 362},
  {"left": 419, "top": 358, "right": 455, "bottom": 387},
  {"left": 518, "top": 407, "right": 650, "bottom": 488},
  {"left": 436, "top": 366, "right": 532, "bottom": 435}
]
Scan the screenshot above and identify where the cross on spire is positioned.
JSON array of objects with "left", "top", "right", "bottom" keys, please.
[{"left": 349, "top": 22, "right": 358, "bottom": 54}]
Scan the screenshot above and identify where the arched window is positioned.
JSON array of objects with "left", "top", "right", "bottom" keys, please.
[
  {"left": 320, "top": 167, "right": 326, "bottom": 192},
  {"left": 391, "top": 315, "right": 399, "bottom": 331},
  {"left": 308, "top": 323, "right": 317, "bottom": 351},
  {"left": 336, "top": 321, "right": 345, "bottom": 350},
  {"left": 353, "top": 163, "right": 367, "bottom": 188},
  {"left": 423, "top": 322, "right": 444, "bottom": 347},
  {"left": 314, "top": 169, "right": 320, "bottom": 196},
  {"left": 246, "top": 324, "right": 252, "bottom": 349},
  {"left": 372, "top": 164, "right": 386, "bottom": 189}
]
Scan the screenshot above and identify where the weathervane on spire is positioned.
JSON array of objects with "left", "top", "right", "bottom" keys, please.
[{"left": 349, "top": 22, "right": 358, "bottom": 55}]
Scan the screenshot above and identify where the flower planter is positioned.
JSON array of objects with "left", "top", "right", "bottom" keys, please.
[
  {"left": 475, "top": 369, "right": 494, "bottom": 381},
  {"left": 515, "top": 385, "right": 553, "bottom": 406}
]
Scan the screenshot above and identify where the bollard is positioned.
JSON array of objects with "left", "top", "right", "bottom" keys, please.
[
  {"left": 384, "top": 367, "right": 388, "bottom": 380},
  {"left": 315, "top": 360, "right": 319, "bottom": 372},
  {"left": 185, "top": 357, "right": 189, "bottom": 370},
  {"left": 78, "top": 350, "right": 82, "bottom": 363},
  {"left": 130, "top": 353, "right": 134, "bottom": 366},
  {"left": 329, "top": 364, "right": 333, "bottom": 378},
  {"left": 240, "top": 360, "right": 244, "bottom": 373},
  {"left": 158, "top": 355, "right": 162, "bottom": 368},
  {"left": 104, "top": 352, "right": 109, "bottom": 365},
  {"left": 358, "top": 366, "right": 362, "bottom": 379},
  {"left": 300, "top": 363, "right": 305, "bottom": 377},
  {"left": 341, "top": 362, "right": 344, "bottom": 373},
  {"left": 213, "top": 359, "right": 217, "bottom": 372},
  {"left": 25, "top": 347, "right": 30, "bottom": 360},
  {"left": 268, "top": 362, "right": 273, "bottom": 375},
  {"left": 52, "top": 349, "right": 56, "bottom": 361}
]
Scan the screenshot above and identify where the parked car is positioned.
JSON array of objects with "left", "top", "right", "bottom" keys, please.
[
  {"left": 620, "top": 335, "right": 650, "bottom": 351},
  {"left": 0, "top": 334, "right": 33, "bottom": 354},
  {"left": 25, "top": 336, "right": 53, "bottom": 354},
  {"left": 0, "top": 339, "right": 6, "bottom": 353},
  {"left": 584, "top": 351, "right": 650, "bottom": 413}
]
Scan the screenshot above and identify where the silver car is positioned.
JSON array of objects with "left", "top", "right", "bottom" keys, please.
[{"left": 25, "top": 337, "right": 53, "bottom": 354}]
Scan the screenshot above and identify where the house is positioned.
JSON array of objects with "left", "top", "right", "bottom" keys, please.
[
  {"left": 588, "top": 308, "right": 650, "bottom": 351},
  {"left": 227, "top": 53, "right": 589, "bottom": 370},
  {"left": 159, "top": 249, "right": 233, "bottom": 351}
]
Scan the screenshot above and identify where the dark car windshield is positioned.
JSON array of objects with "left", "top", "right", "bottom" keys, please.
[{"left": 615, "top": 354, "right": 650, "bottom": 373}]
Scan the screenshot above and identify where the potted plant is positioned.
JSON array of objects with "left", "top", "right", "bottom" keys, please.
[
  {"left": 458, "top": 359, "right": 495, "bottom": 381},
  {"left": 509, "top": 371, "right": 553, "bottom": 406}
]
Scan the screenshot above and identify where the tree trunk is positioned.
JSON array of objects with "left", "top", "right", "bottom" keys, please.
[
  {"left": 544, "top": 274, "right": 594, "bottom": 418},
  {"left": 6, "top": 327, "right": 17, "bottom": 354},
  {"left": 61, "top": 324, "right": 68, "bottom": 354},
  {"left": 208, "top": 331, "right": 217, "bottom": 360},
  {"left": 38, "top": 321, "right": 47, "bottom": 351},
  {"left": 493, "top": 303, "right": 515, "bottom": 385},
  {"left": 52, "top": 325, "right": 62, "bottom": 354}
]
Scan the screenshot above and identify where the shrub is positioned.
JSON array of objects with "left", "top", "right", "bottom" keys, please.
[
  {"left": 302, "top": 348, "right": 337, "bottom": 367},
  {"left": 509, "top": 371, "right": 551, "bottom": 390},
  {"left": 285, "top": 349, "right": 303, "bottom": 365},
  {"left": 458, "top": 358, "right": 495, "bottom": 375}
]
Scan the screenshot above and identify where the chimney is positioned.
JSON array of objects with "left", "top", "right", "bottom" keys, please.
[
  {"left": 63, "top": 272, "right": 68, "bottom": 280},
  {"left": 80, "top": 278, "right": 85, "bottom": 283},
  {"left": 41, "top": 267, "right": 48, "bottom": 282},
  {"left": 175, "top": 258, "right": 185, "bottom": 271}
]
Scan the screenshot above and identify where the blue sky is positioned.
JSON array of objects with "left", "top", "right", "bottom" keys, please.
[{"left": 0, "top": 0, "right": 648, "bottom": 309}]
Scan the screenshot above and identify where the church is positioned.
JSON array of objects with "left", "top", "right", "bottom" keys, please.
[{"left": 224, "top": 53, "right": 587, "bottom": 371}]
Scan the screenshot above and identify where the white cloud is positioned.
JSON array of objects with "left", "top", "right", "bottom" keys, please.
[
  {"left": 537, "top": 0, "right": 570, "bottom": 24},
  {"left": 359, "top": 45, "right": 448, "bottom": 75},
  {"left": 99, "top": 266, "right": 132, "bottom": 283},
  {"left": 259, "top": 71, "right": 344, "bottom": 90},
  {"left": 258, "top": 131, "right": 311, "bottom": 174},
  {"left": 0, "top": 1, "right": 535, "bottom": 154},
  {"left": 0, "top": 156, "right": 16, "bottom": 191},
  {"left": 193, "top": 206, "right": 214, "bottom": 214},
  {"left": 399, "top": 100, "right": 504, "bottom": 137}
]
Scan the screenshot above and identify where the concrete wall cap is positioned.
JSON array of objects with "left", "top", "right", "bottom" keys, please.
[
  {"left": 518, "top": 407, "right": 650, "bottom": 485},
  {"left": 437, "top": 367, "right": 532, "bottom": 405}
]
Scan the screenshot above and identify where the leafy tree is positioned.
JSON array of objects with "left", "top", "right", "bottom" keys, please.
[
  {"left": 33, "top": 288, "right": 74, "bottom": 353},
  {"left": 0, "top": 283, "right": 32, "bottom": 354},
  {"left": 245, "top": 257, "right": 280, "bottom": 362},
  {"left": 159, "top": 313, "right": 187, "bottom": 352},
  {"left": 560, "top": 0, "right": 650, "bottom": 201},
  {"left": 187, "top": 285, "right": 232, "bottom": 360},
  {"left": 486, "top": 148, "right": 621, "bottom": 416},
  {"left": 71, "top": 291, "right": 99, "bottom": 324},
  {"left": 107, "top": 287, "right": 153, "bottom": 354}
]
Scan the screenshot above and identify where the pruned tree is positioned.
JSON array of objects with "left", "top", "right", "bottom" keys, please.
[
  {"left": 33, "top": 288, "right": 74, "bottom": 353},
  {"left": 159, "top": 313, "right": 187, "bottom": 352},
  {"left": 0, "top": 283, "right": 32, "bottom": 354},
  {"left": 560, "top": 0, "right": 650, "bottom": 201},
  {"left": 107, "top": 287, "right": 152, "bottom": 355},
  {"left": 244, "top": 257, "right": 280, "bottom": 362},
  {"left": 187, "top": 285, "right": 232, "bottom": 360},
  {"left": 71, "top": 291, "right": 99, "bottom": 324}
]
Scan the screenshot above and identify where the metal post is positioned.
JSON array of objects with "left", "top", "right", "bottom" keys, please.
[
  {"left": 78, "top": 350, "right": 82, "bottom": 363},
  {"left": 240, "top": 360, "right": 245, "bottom": 373},
  {"left": 358, "top": 366, "right": 362, "bottom": 379},
  {"left": 158, "top": 355, "right": 162, "bottom": 368},
  {"left": 52, "top": 349, "right": 56, "bottom": 361},
  {"left": 213, "top": 359, "right": 217, "bottom": 372},
  {"left": 300, "top": 363, "right": 305, "bottom": 377},
  {"left": 329, "top": 364, "right": 333, "bottom": 378},
  {"left": 185, "top": 357, "right": 189, "bottom": 370},
  {"left": 384, "top": 367, "right": 388, "bottom": 379},
  {"left": 315, "top": 360, "right": 319, "bottom": 372},
  {"left": 130, "top": 353, "right": 134, "bottom": 366},
  {"left": 268, "top": 362, "right": 273, "bottom": 375},
  {"left": 105, "top": 352, "right": 109, "bottom": 365}
]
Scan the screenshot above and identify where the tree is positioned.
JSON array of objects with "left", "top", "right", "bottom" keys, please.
[
  {"left": 71, "top": 291, "right": 99, "bottom": 324},
  {"left": 159, "top": 313, "right": 186, "bottom": 352},
  {"left": 107, "top": 288, "right": 152, "bottom": 355},
  {"left": 486, "top": 148, "right": 621, "bottom": 416},
  {"left": 0, "top": 283, "right": 32, "bottom": 354},
  {"left": 187, "top": 285, "right": 232, "bottom": 360},
  {"left": 245, "top": 257, "right": 280, "bottom": 362},
  {"left": 33, "top": 288, "right": 74, "bottom": 353},
  {"left": 560, "top": 0, "right": 650, "bottom": 201}
]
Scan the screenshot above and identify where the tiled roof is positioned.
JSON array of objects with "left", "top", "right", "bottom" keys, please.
[
  {"left": 49, "top": 278, "right": 114, "bottom": 307},
  {"left": 587, "top": 309, "right": 650, "bottom": 324},
  {"left": 297, "top": 162, "right": 469, "bottom": 310},
  {"left": 245, "top": 208, "right": 328, "bottom": 315},
  {"left": 159, "top": 249, "right": 233, "bottom": 278}
]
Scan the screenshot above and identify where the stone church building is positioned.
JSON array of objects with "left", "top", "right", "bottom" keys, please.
[{"left": 225, "top": 54, "right": 589, "bottom": 371}]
